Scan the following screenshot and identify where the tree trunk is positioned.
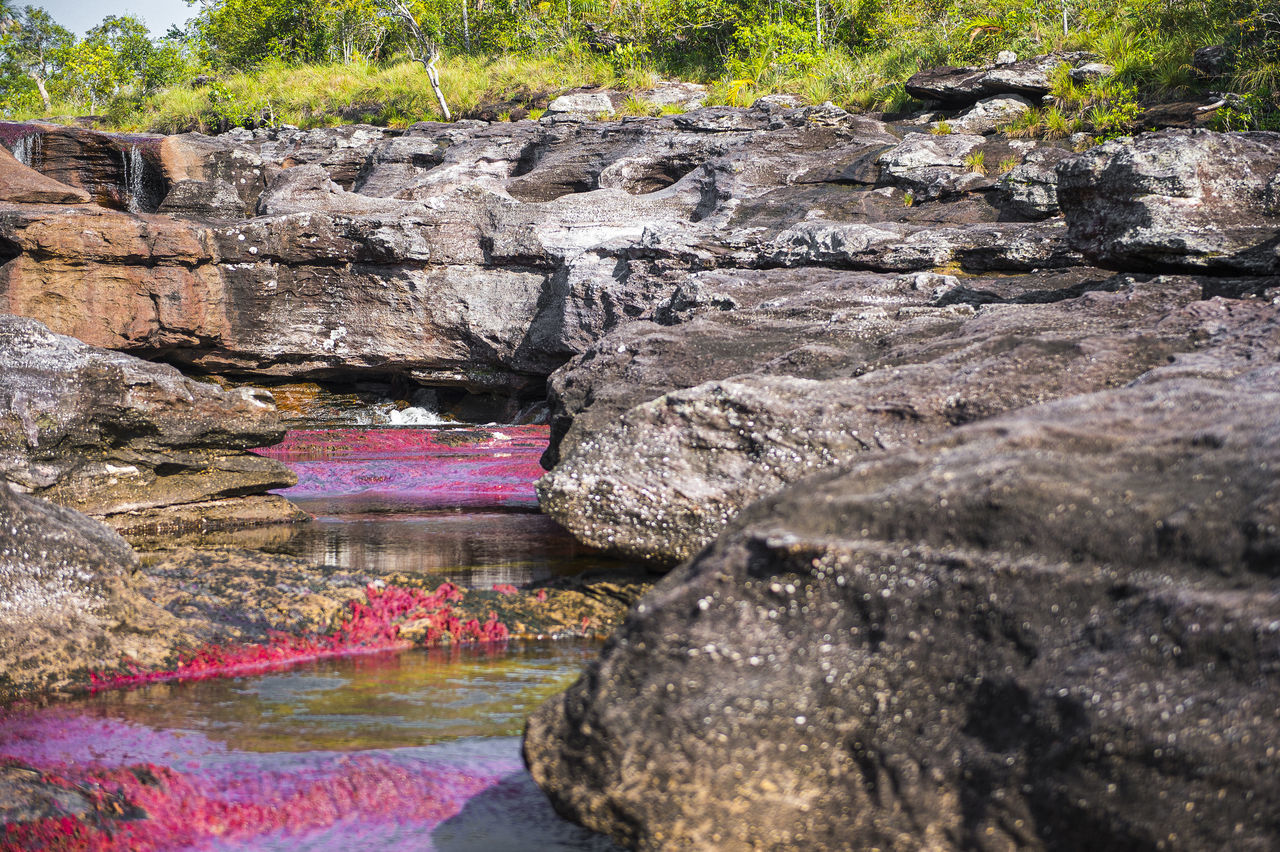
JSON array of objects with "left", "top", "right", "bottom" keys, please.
[{"left": 30, "top": 73, "right": 51, "bottom": 111}]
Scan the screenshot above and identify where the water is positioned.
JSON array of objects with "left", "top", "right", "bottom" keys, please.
[
  {"left": 122, "top": 143, "right": 146, "bottom": 213},
  {"left": 237, "top": 425, "right": 605, "bottom": 588},
  {"left": 0, "top": 643, "right": 619, "bottom": 850},
  {"left": 12, "top": 132, "right": 40, "bottom": 168},
  {"left": 1, "top": 425, "right": 622, "bottom": 850}
]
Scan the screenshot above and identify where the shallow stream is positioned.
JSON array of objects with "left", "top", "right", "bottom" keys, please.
[{"left": 0, "top": 426, "right": 622, "bottom": 850}]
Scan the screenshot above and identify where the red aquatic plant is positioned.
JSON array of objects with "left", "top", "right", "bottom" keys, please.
[
  {"left": 492, "top": 583, "right": 518, "bottom": 595},
  {"left": 88, "top": 583, "right": 508, "bottom": 691},
  {"left": 1, "top": 756, "right": 496, "bottom": 852}
]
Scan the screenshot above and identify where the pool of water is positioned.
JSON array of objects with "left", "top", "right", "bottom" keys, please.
[
  {"left": 0, "top": 643, "right": 619, "bottom": 851},
  {"left": 148, "top": 425, "right": 606, "bottom": 588},
  {"left": 1, "top": 426, "right": 624, "bottom": 850}
]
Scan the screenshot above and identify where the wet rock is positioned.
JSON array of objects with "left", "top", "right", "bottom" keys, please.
[
  {"left": 0, "top": 763, "right": 94, "bottom": 822},
  {"left": 1058, "top": 129, "right": 1280, "bottom": 273},
  {"left": 0, "top": 314, "right": 298, "bottom": 530},
  {"left": 0, "top": 145, "right": 90, "bottom": 204},
  {"left": 0, "top": 122, "right": 166, "bottom": 212},
  {"left": 539, "top": 277, "right": 1258, "bottom": 564},
  {"left": 525, "top": 320, "right": 1280, "bottom": 850}
]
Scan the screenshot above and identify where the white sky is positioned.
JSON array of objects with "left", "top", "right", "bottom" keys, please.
[{"left": 28, "top": 0, "right": 195, "bottom": 36}]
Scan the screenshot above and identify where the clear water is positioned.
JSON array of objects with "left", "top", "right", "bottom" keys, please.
[{"left": 0, "top": 427, "right": 622, "bottom": 850}]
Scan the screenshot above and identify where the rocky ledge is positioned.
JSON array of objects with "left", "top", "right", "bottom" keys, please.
[
  {"left": 524, "top": 130, "right": 1280, "bottom": 847},
  {"left": 0, "top": 314, "right": 302, "bottom": 536}
]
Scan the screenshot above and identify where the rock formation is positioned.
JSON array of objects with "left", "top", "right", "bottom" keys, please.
[
  {"left": 0, "top": 314, "right": 301, "bottom": 535},
  {"left": 522, "top": 126, "right": 1280, "bottom": 850}
]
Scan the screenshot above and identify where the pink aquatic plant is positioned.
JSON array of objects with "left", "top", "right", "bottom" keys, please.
[{"left": 88, "top": 583, "right": 509, "bottom": 690}]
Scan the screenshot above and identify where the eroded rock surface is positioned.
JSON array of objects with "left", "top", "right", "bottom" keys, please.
[
  {"left": 0, "top": 107, "right": 1090, "bottom": 403},
  {"left": 0, "top": 314, "right": 301, "bottom": 533},
  {"left": 0, "top": 484, "right": 178, "bottom": 699},
  {"left": 1058, "top": 129, "right": 1280, "bottom": 273},
  {"left": 525, "top": 341, "right": 1280, "bottom": 851}
]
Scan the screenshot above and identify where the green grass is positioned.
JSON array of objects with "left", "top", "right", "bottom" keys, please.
[{"left": 6, "top": 0, "right": 1275, "bottom": 135}]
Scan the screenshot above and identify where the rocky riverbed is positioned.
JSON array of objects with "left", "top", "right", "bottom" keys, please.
[{"left": 1, "top": 50, "right": 1278, "bottom": 850}]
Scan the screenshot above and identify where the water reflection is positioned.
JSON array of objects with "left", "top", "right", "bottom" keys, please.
[{"left": 41, "top": 641, "right": 598, "bottom": 754}]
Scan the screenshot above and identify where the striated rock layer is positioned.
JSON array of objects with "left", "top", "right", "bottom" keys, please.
[
  {"left": 0, "top": 314, "right": 303, "bottom": 534},
  {"left": 523, "top": 126, "right": 1280, "bottom": 850}
]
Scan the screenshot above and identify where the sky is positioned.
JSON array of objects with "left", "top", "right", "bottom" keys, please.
[{"left": 30, "top": 0, "right": 195, "bottom": 36}]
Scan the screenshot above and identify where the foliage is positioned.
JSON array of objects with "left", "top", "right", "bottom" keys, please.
[{"left": 0, "top": 0, "right": 1276, "bottom": 130}]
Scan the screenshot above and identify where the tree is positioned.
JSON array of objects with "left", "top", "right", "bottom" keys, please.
[
  {"left": 1, "top": 5, "right": 72, "bottom": 110},
  {"left": 377, "top": 0, "right": 450, "bottom": 119}
]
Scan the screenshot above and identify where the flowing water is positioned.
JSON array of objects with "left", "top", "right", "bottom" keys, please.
[{"left": 1, "top": 425, "right": 622, "bottom": 850}]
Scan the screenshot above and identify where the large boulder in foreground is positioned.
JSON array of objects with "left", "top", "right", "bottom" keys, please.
[
  {"left": 0, "top": 314, "right": 301, "bottom": 535},
  {"left": 1058, "top": 129, "right": 1280, "bottom": 274},
  {"left": 0, "top": 484, "right": 179, "bottom": 699},
  {"left": 525, "top": 347, "right": 1280, "bottom": 851}
]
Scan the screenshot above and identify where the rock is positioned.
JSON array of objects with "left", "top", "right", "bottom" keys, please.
[
  {"left": 995, "top": 49, "right": 1017, "bottom": 65},
  {"left": 546, "top": 92, "right": 618, "bottom": 117},
  {"left": 752, "top": 94, "right": 805, "bottom": 110},
  {"left": 0, "top": 314, "right": 300, "bottom": 531},
  {"left": 1069, "top": 61, "right": 1113, "bottom": 83},
  {"left": 759, "top": 219, "right": 1080, "bottom": 271},
  {"left": 157, "top": 177, "right": 246, "bottom": 219},
  {"left": 996, "top": 145, "right": 1074, "bottom": 218},
  {"left": 0, "top": 145, "right": 90, "bottom": 204},
  {"left": 0, "top": 763, "right": 94, "bottom": 823},
  {"left": 538, "top": 277, "right": 1255, "bottom": 564},
  {"left": 0, "top": 483, "right": 179, "bottom": 699},
  {"left": 1057, "top": 129, "right": 1280, "bottom": 273},
  {"left": 644, "top": 81, "right": 707, "bottom": 111},
  {"left": 874, "top": 132, "right": 987, "bottom": 199},
  {"left": 525, "top": 318, "right": 1280, "bottom": 850},
  {"left": 1192, "top": 44, "right": 1231, "bottom": 77},
  {"left": 159, "top": 132, "right": 267, "bottom": 215},
  {"left": 945, "top": 94, "right": 1033, "bottom": 135},
  {"left": 0, "top": 122, "right": 166, "bottom": 212},
  {"left": 905, "top": 52, "right": 1092, "bottom": 106}
]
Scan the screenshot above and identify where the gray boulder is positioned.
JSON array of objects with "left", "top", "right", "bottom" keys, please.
[
  {"left": 526, "top": 326, "right": 1280, "bottom": 850},
  {"left": 538, "top": 276, "right": 1254, "bottom": 564},
  {"left": 1058, "top": 129, "right": 1280, "bottom": 273},
  {"left": 0, "top": 483, "right": 179, "bottom": 699},
  {"left": 0, "top": 314, "right": 300, "bottom": 534}
]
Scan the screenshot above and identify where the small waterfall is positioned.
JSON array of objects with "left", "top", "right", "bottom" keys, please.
[
  {"left": 121, "top": 144, "right": 146, "bottom": 213},
  {"left": 12, "top": 133, "right": 41, "bottom": 168}
]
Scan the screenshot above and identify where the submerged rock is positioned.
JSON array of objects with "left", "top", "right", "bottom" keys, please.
[{"left": 525, "top": 344, "right": 1280, "bottom": 851}]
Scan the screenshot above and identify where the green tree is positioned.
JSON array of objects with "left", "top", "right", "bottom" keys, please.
[{"left": 0, "top": 5, "right": 72, "bottom": 110}]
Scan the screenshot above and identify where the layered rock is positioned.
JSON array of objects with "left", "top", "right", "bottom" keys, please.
[
  {"left": 525, "top": 335, "right": 1280, "bottom": 850},
  {"left": 538, "top": 278, "right": 1272, "bottom": 563},
  {"left": 0, "top": 314, "right": 301, "bottom": 535},
  {"left": 1058, "top": 129, "right": 1280, "bottom": 274},
  {"left": 0, "top": 107, "right": 1083, "bottom": 403}
]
